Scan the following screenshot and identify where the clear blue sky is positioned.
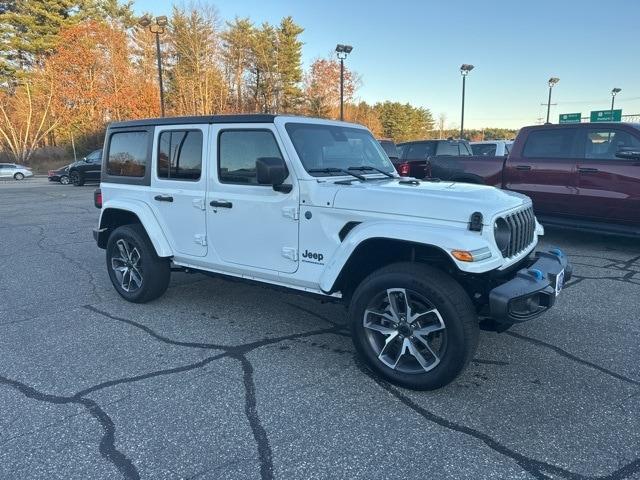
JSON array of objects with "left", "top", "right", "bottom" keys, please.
[{"left": 132, "top": 0, "right": 640, "bottom": 129}]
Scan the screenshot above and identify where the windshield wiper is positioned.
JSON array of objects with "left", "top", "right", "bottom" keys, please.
[
  {"left": 308, "top": 168, "right": 366, "bottom": 181},
  {"left": 347, "top": 166, "right": 395, "bottom": 178}
]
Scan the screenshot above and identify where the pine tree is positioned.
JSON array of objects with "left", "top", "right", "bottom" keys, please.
[
  {"left": 276, "top": 16, "right": 303, "bottom": 113},
  {"left": 221, "top": 17, "right": 254, "bottom": 112},
  {"left": 250, "top": 22, "right": 278, "bottom": 113}
]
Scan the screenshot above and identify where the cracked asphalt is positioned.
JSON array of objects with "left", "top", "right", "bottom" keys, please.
[{"left": 1, "top": 178, "right": 639, "bottom": 480}]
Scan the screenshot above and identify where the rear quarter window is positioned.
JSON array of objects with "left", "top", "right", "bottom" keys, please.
[
  {"left": 107, "top": 131, "right": 149, "bottom": 177},
  {"left": 523, "top": 129, "right": 578, "bottom": 158}
]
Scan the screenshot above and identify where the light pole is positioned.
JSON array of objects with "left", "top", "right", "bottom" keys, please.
[
  {"left": 139, "top": 15, "right": 168, "bottom": 117},
  {"left": 611, "top": 88, "right": 622, "bottom": 119},
  {"left": 459, "top": 64, "right": 474, "bottom": 139},
  {"left": 545, "top": 77, "right": 560, "bottom": 124},
  {"left": 335, "top": 44, "right": 353, "bottom": 121}
]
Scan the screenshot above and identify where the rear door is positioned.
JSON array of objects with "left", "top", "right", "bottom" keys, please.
[
  {"left": 576, "top": 126, "right": 640, "bottom": 225},
  {"left": 504, "top": 127, "right": 580, "bottom": 217},
  {"left": 85, "top": 150, "right": 102, "bottom": 180},
  {"left": 150, "top": 124, "right": 208, "bottom": 257},
  {"left": 0, "top": 164, "right": 9, "bottom": 178}
]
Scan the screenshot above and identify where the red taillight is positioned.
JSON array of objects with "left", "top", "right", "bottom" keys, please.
[
  {"left": 398, "top": 162, "right": 411, "bottom": 176},
  {"left": 94, "top": 188, "right": 102, "bottom": 209}
]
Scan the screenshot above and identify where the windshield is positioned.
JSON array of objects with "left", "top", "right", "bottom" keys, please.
[
  {"left": 378, "top": 140, "right": 399, "bottom": 158},
  {"left": 285, "top": 123, "right": 396, "bottom": 177}
]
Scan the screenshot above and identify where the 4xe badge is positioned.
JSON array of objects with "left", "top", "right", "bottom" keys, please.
[{"left": 301, "top": 249, "right": 324, "bottom": 265}]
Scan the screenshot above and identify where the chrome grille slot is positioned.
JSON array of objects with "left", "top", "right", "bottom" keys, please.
[{"left": 503, "top": 207, "right": 535, "bottom": 258}]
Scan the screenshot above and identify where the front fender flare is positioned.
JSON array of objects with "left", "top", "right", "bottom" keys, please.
[
  {"left": 319, "top": 221, "right": 500, "bottom": 293},
  {"left": 99, "top": 199, "right": 173, "bottom": 257}
]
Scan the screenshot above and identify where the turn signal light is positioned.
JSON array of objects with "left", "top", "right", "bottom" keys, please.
[{"left": 451, "top": 250, "right": 474, "bottom": 262}]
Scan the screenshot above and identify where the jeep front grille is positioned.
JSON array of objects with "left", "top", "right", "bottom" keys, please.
[{"left": 503, "top": 207, "right": 536, "bottom": 258}]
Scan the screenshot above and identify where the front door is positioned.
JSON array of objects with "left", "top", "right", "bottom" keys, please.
[
  {"left": 207, "top": 125, "right": 299, "bottom": 274},
  {"left": 576, "top": 127, "right": 640, "bottom": 225},
  {"left": 504, "top": 127, "right": 580, "bottom": 218},
  {"left": 150, "top": 125, "right": 208, "bottom": 257},
  {"left": 84, "top": 150, "right": 102, "bottom": 181}
]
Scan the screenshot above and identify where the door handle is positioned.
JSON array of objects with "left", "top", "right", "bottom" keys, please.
[
  {"left": 578, "top": 167, "right": 599, "bottom": 174},
  {"left": 210, "top": 200, "right": 233, "bottom": 208},
  {"left": 154, "top": 194, "right": 174, "bottom": 202},
  {"left": 515, "top": 165, "right": 531, "bottom": 171}
]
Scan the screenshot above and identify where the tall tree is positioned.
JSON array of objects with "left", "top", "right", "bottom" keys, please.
[
  {"left": 44, "top": 21, "right": 157, "bottom": 141},
  {"left": 276, "top": 16, "right": 303, "bottom": 113},
  {"left": 375, "top": 101, "right": 434, "bottom": 142},
  {"left": 221, "top": 17, "right": 253, "bottom": 112},
  {"left": 249, "top": 22, "right": 278, "bottom": 113},
  {"left": 304, "top": 57, "right": 356, "bottom": 118},
  {"left": 168, "top": 4, "right": 227, "bottom": 115}
]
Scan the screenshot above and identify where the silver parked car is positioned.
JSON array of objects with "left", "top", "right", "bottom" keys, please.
[{"left": 0, "top": 163, "right": 34, "bottom": 180}]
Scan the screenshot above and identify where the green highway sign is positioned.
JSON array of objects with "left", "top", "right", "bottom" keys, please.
[
  {"left": 559, "top": 113, "right": 581, "bottom": 124},
  {"left": 590, "top": 109, "right": 622, "bottom": 122}
]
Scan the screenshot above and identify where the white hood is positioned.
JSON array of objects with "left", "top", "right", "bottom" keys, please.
[{"left": 331, "top": 179, "right": 529, "bottom": 224}]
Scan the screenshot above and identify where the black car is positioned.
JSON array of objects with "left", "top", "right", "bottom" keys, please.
[
  {"left": 48, "top": 165, "right": 71, "bottom": 184},
  {"left": 68, "top": 149, "right": 102, "bottom": 186}
]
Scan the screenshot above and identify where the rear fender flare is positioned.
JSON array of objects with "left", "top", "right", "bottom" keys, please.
[{"left": 99, "top": 199, "right": 173, "bottom": 257}]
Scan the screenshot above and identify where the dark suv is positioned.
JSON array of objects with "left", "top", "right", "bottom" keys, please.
[
  {"left": 395, "top": 139, "right": 472, "bottom": 177},
  {"left": 68, "top": 149, "right": 102, "bottom": 186}
]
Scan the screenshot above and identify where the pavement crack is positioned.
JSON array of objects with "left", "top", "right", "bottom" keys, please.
[
  {"left": 505, "top": 331, "right": 640, "bottom": 387},
  {"left": 0, "top": 374, "right": 139, "bottom": 480},
  {"left": 235, "top": 355, "right": 274, "bottom": 480},
  {"left": 356, "top": 361, "right": 640, "bottom": 480}
]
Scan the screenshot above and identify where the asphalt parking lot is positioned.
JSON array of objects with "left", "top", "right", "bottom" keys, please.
[{"left": 1, "top": 178, "right": 639, "bottom": 480}]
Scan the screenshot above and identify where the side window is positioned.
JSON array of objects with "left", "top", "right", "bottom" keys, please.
[
  {"left": 86, "top": 150, "right": 101, "bottom": 163},
  {"left": 584, "top": 130, "right": 640, "bottom": 160},
  {"left": 472, "top": 144, "right": 497, "bottom": 156},
  {"left": 404, "top": 142, "right": 435, "bottom": 159},
  {"left": 436, "top": 141, "right": 460, "bottom": 156},
  {"left": 107, "top": 131, "right": 149, "bottom": 177},
  {"left": 218, "top": 130, "right": 283, "bottom": 185},
  {"left": 158, "top": 130, "right": 203, "bottom": 181},
  {"left": 523, "top": 129, "right": 577, "bottom": 158}
]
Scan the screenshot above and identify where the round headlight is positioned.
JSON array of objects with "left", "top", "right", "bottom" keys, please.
[{"left": 494, "top": 217, "right": 511, "bottom": 256}]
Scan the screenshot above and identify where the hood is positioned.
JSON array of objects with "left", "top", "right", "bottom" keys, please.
[{"left": 331, "top": 178, "right": 529, "bottom": 224}]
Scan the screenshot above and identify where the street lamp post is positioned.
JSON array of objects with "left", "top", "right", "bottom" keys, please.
[
  {"left": 335, "top": 44, "right": 353, "bottom": 121},
  {"left": 139, "top": 15, "right": 168, "bottom": 117},
  {"left": 459, "top": 64, "right": 474, "bottom": 139},
  {"left": 611, "top": 88, "right": 622, "bottom": 118},
  {"left": 545, "top": 77, "right": 560, "bottom": 124}
]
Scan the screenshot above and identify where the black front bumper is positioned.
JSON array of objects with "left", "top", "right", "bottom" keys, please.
[{"left": 489, "top": 249, "right": 572, "bottom": 323}]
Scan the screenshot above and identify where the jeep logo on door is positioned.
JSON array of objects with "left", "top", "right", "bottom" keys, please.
[{"left": 301, "top": 249, "right": 324, "bottom": 265}]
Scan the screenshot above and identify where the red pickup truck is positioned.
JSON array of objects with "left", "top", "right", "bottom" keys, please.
[{"left": 429, "top": 123, "right": 640, "bottom": 235}]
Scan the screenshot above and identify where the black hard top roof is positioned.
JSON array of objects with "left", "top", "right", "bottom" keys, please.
[{"left": 109, "top": 114, "right": 277, "bottom": 129}]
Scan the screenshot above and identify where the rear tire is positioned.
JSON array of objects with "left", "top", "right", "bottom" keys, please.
[
  {"left": 14, "top": 172, "right": 24, "bottom": 180},
  {"left": 349, "top": 262, "right": 479, "bottom": 390},
  {"left": 106, "top": 224, "right": 170, "bottom": 303}
]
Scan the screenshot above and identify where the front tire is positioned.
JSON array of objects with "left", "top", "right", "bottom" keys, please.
[
  {"left": 349, "top": 262, "right": 479, "bottom": 390},
  {"left": 106, "top": 224, "right": 170, "bottom": 303},
  {"left": 59, "top": 175, "right": 70, "bottom": 185},
  {"left": 14, "top": 172, "right": 24, "bottom": 180}
]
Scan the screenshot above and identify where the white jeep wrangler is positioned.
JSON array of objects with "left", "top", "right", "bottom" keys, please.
[{"left": 93, "top": 115, "right": 571, "bottom": 390}]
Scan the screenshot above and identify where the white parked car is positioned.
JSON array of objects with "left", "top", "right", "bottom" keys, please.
[
  {"left": 0, "top": 163, "right": 33, "bottom": 180},
  {"left": 470, "top": 140, "right": 514, "bottom": 157},
  {"left": 92, "top": 115, "right": 571, "bottom": 390}
]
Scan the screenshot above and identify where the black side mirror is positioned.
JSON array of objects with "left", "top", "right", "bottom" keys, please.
[
  {"left": 615, "top": 149, "right": 640, "bottom": 160},
  {"left": 256, "top": 157, "right": 289, "bottom": 189}
]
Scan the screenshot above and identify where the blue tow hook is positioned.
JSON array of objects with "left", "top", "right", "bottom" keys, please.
[
  {"left": 550, "top": 248, "right": 564, "bottom": 258},
  {"left": 528, "top": 268, "right": 544, "bottom": 281}
]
